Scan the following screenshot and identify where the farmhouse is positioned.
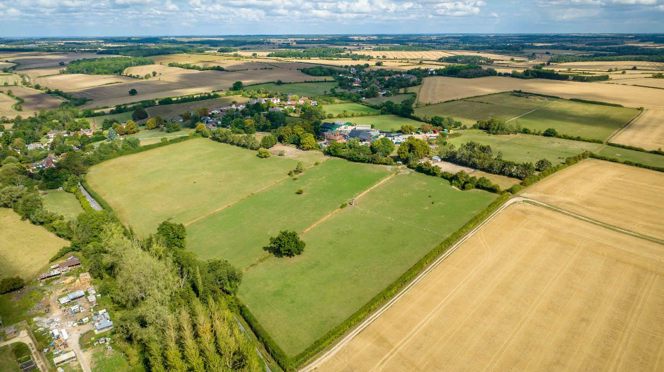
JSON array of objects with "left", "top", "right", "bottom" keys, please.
[
  {"left": 59, "top": 256, "right": 81, "bottom": 271},
  {"left": 93, "top": 310, "right": 113, "bottom": 333}
]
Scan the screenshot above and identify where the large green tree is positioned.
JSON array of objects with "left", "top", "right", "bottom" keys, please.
[
  {"left": 397, "top": 136, "right": 430, "bottom": 162},
  {"left": 263, "top": 230, "right": 305, "bottom": 257}
]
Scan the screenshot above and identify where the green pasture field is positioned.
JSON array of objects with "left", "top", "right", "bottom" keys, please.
[
  {"left": 42, "top": 190, "right": 84, "bottom": 220},
  {"left": 247, "top": 82, "right": 337, "bottom": 97},
  {"left": 86, "top": 138, "right": 304, "bottom": 236},
  {"left": 0, "top": 208, "right": 69, "bottom": 279},
  {"left": 340, "top": 114, "right": 424, "bottom": 131},
  {"left": 145, "top": 95, "right": 248, "bottom": 120},
  {"left": 363, "top": 93, "right": 415, "bottom": 105},
  {"left": 240, "top": 172, "right": 496, "bottom": 356},
  {"left": 323, "top": 102, "right": 380, "bottom": 117},
  {"left": 85, "top": 138, "right": 497, "bottom": 359},
  {"left": 127, "top": 128, "right": 194, "bottom": 145},
  {"left": 416, "top": 92, "right": 640, "bottom": 141},
  {"left": 187, "top": 159, "right": 389, "bottom": 268},
  {"left": 598, "top": 145, "right": 664, "bottom": 169},
  {"left": 447, "top": 129, "right": 602, "bottom": 164}
]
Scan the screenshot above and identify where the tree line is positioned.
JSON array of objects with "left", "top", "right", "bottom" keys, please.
[{"left": 65, "top": 57, "right": 153, "bottom": 75}]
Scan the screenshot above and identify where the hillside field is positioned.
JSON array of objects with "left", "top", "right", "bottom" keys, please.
[
  {"left": 317, "top": 202, "right": 664, "bottom": 371},
  {"left": 417, "top": 92, "right": 640, "bottom": 141},
  {"left": 0, "top": 208, "right": 69, "bottom": 279},
  {"left": 323, "top": 102, "right": 379, "bottom": 117},
  {"left": 86, "top": 138, "right": 497, "bottom": 358}
]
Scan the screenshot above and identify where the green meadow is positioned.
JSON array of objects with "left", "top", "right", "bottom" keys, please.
[
  {"left": 86, "top": 138, "right": 497, "bottom": 358},
  {"left": 416, "top": 92, "right": 640, "bottom": 141}
]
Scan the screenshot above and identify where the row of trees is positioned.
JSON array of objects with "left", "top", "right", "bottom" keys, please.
[{"left": 440, "top": 141, "right": 537, "bottom": 180}]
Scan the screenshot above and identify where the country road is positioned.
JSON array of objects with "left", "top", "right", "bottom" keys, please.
[{"left": 79, "top": 184, "right": 102, "bottom": 211}]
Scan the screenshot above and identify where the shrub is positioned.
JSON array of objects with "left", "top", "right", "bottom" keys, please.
[
  {"left": 257, "top": 148, "right": 271, "bottom": 158},
  {"left": 542, "top": 128, "right": 558, "bottom": 137},
  {"left": 263, "top": 230, "right": 305, "bottom": 257},
  {"left": 295, "top": 189, "right": 304, "bottom": 195},
  {"left": 260, "top": 134, "right": 277, "bottom": 149},
  {"left": 0, "top": 276, "right": 25, "bottom": 294}
]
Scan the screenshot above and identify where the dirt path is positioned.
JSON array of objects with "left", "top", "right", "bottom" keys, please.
[
  {"left": 301, "top": 172, "right": 397, "bottom": 234},
  {"left": 79, "top": 184, "right": 102, "bottom": 211},
  {"left": 0, "top": 330, "right": 49, "bottom": 372}
]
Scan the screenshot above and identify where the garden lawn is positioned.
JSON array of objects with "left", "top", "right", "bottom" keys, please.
[
  {"left": 186, "top": 159, "right": 390, "bottom": 269},
  {"left": 447, "top": 130, "right": 602, "bottom": 164},
  {"left": 416, "top": 92, "right": 640, "bottom": 141},
  {"left": 342, "top": 115, "right": 424, "bottom": 132},
  {"left": 42, "top": 190, "right": 84, "bottom": 220},
  {"left": 323, "top": 103, "right": 379, "bottom": 117},
  {"left": 87, "top": 112, "right": 132, "bottom": 129},
  {"left": 239, "top": 172, "right": 496, "bottom": 357},
  {"left": 247, "top": 82, "right": 337, "bottom": 97},
  {"left": 0, "top": 208, "right": 69, "bottom": 279},
  {"left": 86, "top": 138, "right": 301, "bottom": 236}
]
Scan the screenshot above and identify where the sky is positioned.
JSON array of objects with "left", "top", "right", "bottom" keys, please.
[{"left": 0, "top": 0, "right": 663, "bottom": 37}]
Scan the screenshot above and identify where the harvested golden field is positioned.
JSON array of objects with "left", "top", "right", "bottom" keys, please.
[
  {"left": 0, "top": 208, "right": 69, "bottom": 279},
  {"left": 35, "top": 73, "right": 133, "bottom": 91},
  {"left": 0, "top": 74, "right": 23, "bottom": 85},
  {"left": 611, "top": 109, "right": 664, "bottom": 151},
  {"left": 605, "top": 78, "right": 664, "bottom": 89},
  {"left": 314, "top": 202, "right": 664, "bottom": 372},
  {"left": 552, "top": 61, "right": 664, "bottom": 72},
  {"left": 522, "top": 159, "right": 664, "bottom": 240},
  {"left": 73, "top": 67, "right": 314, "bottom": 109},
  {"left": 353, "top": 50, "right": 524, "bottom": 62},
  {"left": 416, "top": 76, "right": 664, "bottom": 107}
]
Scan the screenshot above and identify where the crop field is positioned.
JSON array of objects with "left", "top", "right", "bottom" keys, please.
[
  {"left": 0, "top": 92, "right": 16, "bottom": 118},
  {"left": 6, "top": 86, "right": 64, "bottom": 111},
  {"left": 611, "top": 109, "right": 664, "bottom": 151},
  {"left": 42, "top": 190, "right": 84, "bottom": 220},
  {"left": 86, "top": 138, "right": 496, "bottom": 358},
  {"left": 415, "top": 76, "right": 664, "bottom": 108},
  {"left": 145, "top": 95, "right": 248, "bottom": 119},
  {"left": 416, "top": 92, "right": 640, "bottom": 141},
  {"left": 27, "top": 60, "right": 315, "bottom": 109},
  {"left": 0, "top": 73, "right": 21, "bottom": 85},
  {"left": 316, "top": 202, "right": 664, "bottom": 371},
  {"left": 522, "top": 159, "right": 664, "bottom": 240},
  {"left": 597, "top": 145, "right": 664, "bottom": 169},
  {"left": 0, "top": 208, "right": 69, "bottom": 279},
  {"left": 4, "top": 52, "right": 101, "bottom": 70},
  {"left": 340, "top": 114, "right": 424, "bottom": 131},
  {"left": 246, "top": 82, "right": 337, "bottom": 97},
  {"left": 447, "top": 130, "right": 602, "bottom": 164},
  {"left": 323, "top": 103, "right": 379, "bottom": 117}
]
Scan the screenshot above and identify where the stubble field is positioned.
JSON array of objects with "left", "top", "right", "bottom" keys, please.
[
  {"left": 86, "top": 138, "right": 497, "bottom": 358},
  {"left": 522, "top": 159, "right": 664, "bottom": 240},
  {"left": 316, "top": 201, "right": 664, "bottom": 371},
  {"left": 416, "top": 76, "right": 664, "bottom": 150}
]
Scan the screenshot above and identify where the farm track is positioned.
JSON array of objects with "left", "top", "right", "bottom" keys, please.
[
  {"left": 301, "top": 172, "right": 397, "bottom": 234},
  {"left": 301, "top": 194, "right": 664, "bottom": 371}
]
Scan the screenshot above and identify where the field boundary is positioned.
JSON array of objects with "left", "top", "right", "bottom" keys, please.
[
  {"left": 301, "top": 172, "right": 397, "bottom": 234},
  {"left": 300, "top": 193, "right": 513, "bottom": 371},
  {"left": 284, "top": 192, "right": 510, "bottom": 370},
  {"left": 605, "top": 107, "right": 645, "bottom": 145}
]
